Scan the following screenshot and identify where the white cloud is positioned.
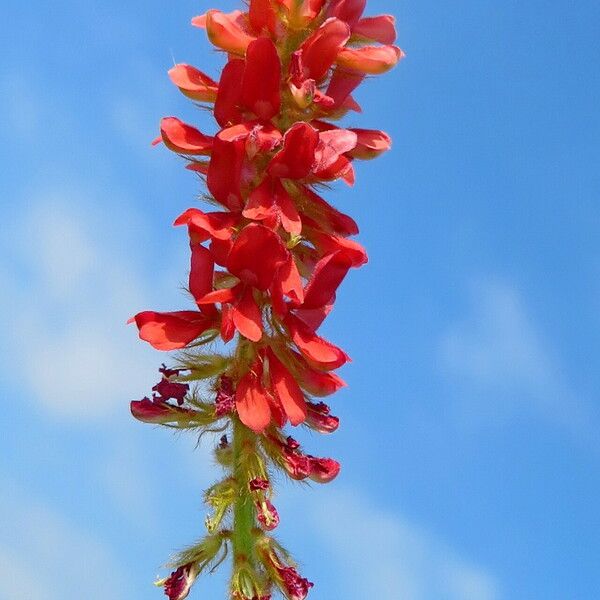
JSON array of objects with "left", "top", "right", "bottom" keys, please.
[
  {"left": 439, "top": 279, "right": 599, "bottom": 448},
  {"left": 309, "top": 489, "right": 500, "bottom": 600},
  {"left": 0, "top": 480, "right": 131, "bottom": 600},
  {"left": 440, "top": 280, "right": 553, "bottom": 392},
  {"left": 0, "top": 187, "right": 163, "bottom": 422}
]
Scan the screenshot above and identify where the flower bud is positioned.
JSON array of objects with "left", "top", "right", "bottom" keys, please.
[
  {"left": 130, "top": 398, "right": 196, "bottom": 425},
  {"left": 168, "top": 64, "right": 219, "bottom": 103},
  {"left": 256, "top": 499, "right": 280, "bottom": 531},
  {"left": 309, "top": 457, "right": 341, "bottom": 483},
  {"left": 347, "top": 128, "right": 392, "bottom": 160},
  {"left": 194, "top": 10, "right": 256, "bottom": 55},
  {"left": 215, "top": 375, "right": 236, "bottom": 416},
  {"left": 336, "top": 45, "right": 405, "bottom": 74},
  {"left": 278, "top": 566, "right": 314, "bottom": 600},
  {"left": 306, "top": 402, "right": 340, "bottom": 433},
  {"left": 158, "top": 563, "right": 200, "bottom": 600}
]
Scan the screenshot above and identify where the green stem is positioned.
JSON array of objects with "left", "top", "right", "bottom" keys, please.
[{"left": 232, "top": 416, "right": 256, "bottom": 566}]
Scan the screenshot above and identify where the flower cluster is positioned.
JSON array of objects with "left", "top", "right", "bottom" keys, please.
[{"left": 130, "top": 1, "right": 401, "bottom": 599}]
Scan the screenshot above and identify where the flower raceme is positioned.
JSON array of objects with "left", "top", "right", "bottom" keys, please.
[{"left": 130, "top": 1, "right": 402, "bottom": 599}]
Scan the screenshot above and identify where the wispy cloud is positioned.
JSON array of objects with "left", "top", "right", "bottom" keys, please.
[
  {"left": 439, "top": 278, "right": 599, "bottom": 448},
  {"left": 0, "top": 479, "right": 131, "bottom": 600},
  {"left": 308, "top": 488, "right": 500, "bottom": 600},
  {"left": 0, "top": 186, "right": 161, "bottom": 422}
]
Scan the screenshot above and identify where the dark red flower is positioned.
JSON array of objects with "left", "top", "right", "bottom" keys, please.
[{"left": 162, "top": 563, "right": 199, "bottom": 600}]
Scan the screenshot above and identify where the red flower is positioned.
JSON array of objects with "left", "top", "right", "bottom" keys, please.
[
  {"left": 296, "top": 18, "right": 351, "bottom": 83},
  {"left": 235, "top": 348, "right": 308, "bottom": 432},
  {"left": 168, "top": 64, "right": 219, "bottom": 103},
  {"left": 193, "top": 10, "right": 256, "bottom": 55},
  {"left": 242, "top": 38, "right": 282, "bottom": 121},
  {"left": 197, "top": 223, "right": 293, "bottom": 342},
  {"left": 336, "top": 44, "right": 405, "bottom": 74},
  {"left": 153, "top": 117, "right": 213, "bottom": 155}
]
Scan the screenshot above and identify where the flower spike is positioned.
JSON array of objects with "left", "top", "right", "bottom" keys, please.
[{"left": 131, "top": 1, "right": 402, "bottom": 597}]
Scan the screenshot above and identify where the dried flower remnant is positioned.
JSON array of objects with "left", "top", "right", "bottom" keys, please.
[{"left": 130, "top": 0, "right": 402, "bottom": 597}]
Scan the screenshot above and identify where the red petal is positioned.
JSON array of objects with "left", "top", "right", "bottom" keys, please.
[
  {"left": 336, "top": 45, "right": 405, "bottom": 74},
  {"left": 159, "top": 117, "right": 213, "bottom": 155},
  {"left": 174, "top": 208, "right": 238, "bottom": 241},
  {"left": 325, "top": 68, "right": 364, "bottom": 109},
  {"left": 236, "top": 367, "right": 272, "bottom": 433},
  {"left": 284, "top": 314, "right": 350, "bottom": 370},
  {"left": 203, "top": 10, "right": 256, "bottom": 55},
  {"left": 312, "top": 155, "right": 355, "bottom": 184},
  {"left": 242, "top": 38, "right": 281, "bottom": 121},
  {"left": 190, "top": 243, "right": 216, "bottom": 310},
  {"left": 196, "top": 287, "right": 238, "bottom": 305},
  {"left": 232, "top": 286, "right": 263, "bottom": 342},
  {"left": 207, "top": 129, "right": 246, "bottom": 210},
  {"left": 302, "top": 251, "right": 354, "bottom": 309},
  {"left": 294, "top": 304, "right": 333, "bottom": 330},
  {"left": 227, "top": 224, "right": 289, "bottom": 290},
  {"left": 278, "top": 255, "right": 305, "bottom": 305},
  {"left": 347, "top": 128, "right": 392, "bottom": 160},
  {"left": 313, "top": 129, "right": 357, "bottom": 172},
  {"left": 243, "top": 177, "right": 277, "bottom": 222},
  {"left": 168, "top": 64, "right": 219, "bottom": 102},
  {"left": 214, "top": 59, "right": 245, "bottom": 128},
  {"left": 274, "top": 180, "right": 302, "bottom": 235},
  {"left": 221, "top": 304, "right": 236, "bottom": 342},
  {"left": 249, "top": 0, "right": 277, "bottom": 34},
  {"left": 267, "top": 349, "right": 307, "bottom": 426},
  {"left": 354, "top": 15, "right": 397, "bottom": 44},
  {"left": 294, "top": 352, "right": 347, "bottom": 396},
  {"left": 310, "top": 231, "right": 368, "bottom": 267},
  {"left": 327, "top": 0, "right": 366, "bottom": 27},
  {"left": 299, "top": 18, "right": 351, "bottom": 82},
  {"left": 297, "top": 185, "right": 358, "bottom": 236},
  {"left": 268, "top": 123, "right": 319, "bottom": 180},
  {"left": 130, "top": 311, "right": 214, "bottom": 351}
]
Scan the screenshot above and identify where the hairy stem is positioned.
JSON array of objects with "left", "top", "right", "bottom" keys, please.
[{"left": 232, "top": 416, "right": 256, "bottom": 567}]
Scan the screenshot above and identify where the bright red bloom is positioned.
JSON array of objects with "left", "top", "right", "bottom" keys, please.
[
  {"left": 297, "top": 18, "right": 351, "bottom": 82},
  {"left": 193, "top": 10, "right": 256, "bottom": 55},
  {"left": 242, "top": 38, "right": 282, "bottom": 121},
  {"left": 129, "top": 311, "right": 216, "bottom": 351},
  {"left": 235, "top": 348, "right": 308, "bottom": 432},
  {"left": 168, "top": 64, "right": 219, "bottom": 102},
  {"left": 153, "top": 117, "right": 213, "bottom": 155},
  {"left": 336, "top": 44, "right": 405, "bottom": 74}
]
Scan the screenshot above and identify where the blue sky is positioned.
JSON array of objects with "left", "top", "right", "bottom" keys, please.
[{"left": 2, "top": 0, "right": 600, "bottom": 598}]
